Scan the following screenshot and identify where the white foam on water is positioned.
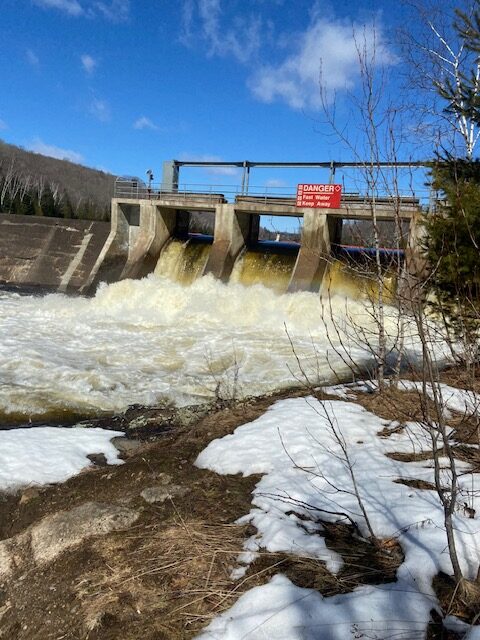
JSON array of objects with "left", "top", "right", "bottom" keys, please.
[{"left": 0, "top": 274, "right": 419, "bottom": 421}]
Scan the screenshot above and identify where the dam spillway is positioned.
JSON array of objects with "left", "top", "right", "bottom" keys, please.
[
  {"left": 230, "top": 242, "right": 299, "bottom": 293},
  {"left": 0, "top": 188, "right": 421, "bottom": 295},
  {"left": 154, "top": 236, "right": 212, "bottom": 286}
]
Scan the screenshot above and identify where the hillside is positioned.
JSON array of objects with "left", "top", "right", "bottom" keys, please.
[{"left": 0, "top": 139, "right": 116, "bottom": 220}]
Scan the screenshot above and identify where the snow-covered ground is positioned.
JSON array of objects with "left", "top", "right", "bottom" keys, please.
[
  {"left": 326, "top": 379, "right": 480, "bottom": 416},
  {"left": 195, "top": 395, "right": 480, "bottom": 639},
  {"left": 0, "top": 426, "right": 124, "bottom": 492}
]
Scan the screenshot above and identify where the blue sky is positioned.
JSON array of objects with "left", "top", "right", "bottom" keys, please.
[{"left": 0, "top": 0, "right": 438, "bottom": 193}]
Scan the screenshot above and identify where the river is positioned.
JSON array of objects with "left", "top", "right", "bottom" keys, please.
[{"left": 0, "top": 273, "right": 400, "bottom": 425}]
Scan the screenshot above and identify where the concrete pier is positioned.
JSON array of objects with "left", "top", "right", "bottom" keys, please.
[
  {"left": 204, "top": 204, "right": 259, "bottom": 281},
  {"left": 287, "top": 212, "right": 340, "bottom": 293},
  {"left": 398, "top": 209, "right": 428, "bottom": 301},
  {"left": 80, "top": 200, "right": 131, "bottom": 292},
  {"left": 120, "top": 203, "right": 176, "bottom": 280}
]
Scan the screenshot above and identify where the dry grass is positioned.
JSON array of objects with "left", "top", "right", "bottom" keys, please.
[
  {"left": 393, "top": 477, "right": 437, "bottom": 491},
  {"left": 75, "top": 513, "right": 406, "bottom": 639},
  {"left": 76, "top": 516, "right": 247, "bottom": 638}
]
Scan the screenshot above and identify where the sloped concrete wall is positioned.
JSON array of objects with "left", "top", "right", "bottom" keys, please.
[{"left": 0, "top": 214, "right": 110, "bottom": 293}]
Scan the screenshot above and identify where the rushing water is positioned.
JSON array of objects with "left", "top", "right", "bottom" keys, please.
[
  {"left": 231, "top": 245, "right": 298, "bottom": 294},
  {"left": 0, "top": 273, "right": 407, "bottom": 424},
  {"left": 154, "top": 238, "right": 212, "bottom": 285}
]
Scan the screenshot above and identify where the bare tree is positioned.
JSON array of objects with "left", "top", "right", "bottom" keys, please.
[
  {"left": 400, "top": 0, "right": 480, "bottom": 158},
  {"left": 318, "top": 23, "right": 416, "bottom": 390}
]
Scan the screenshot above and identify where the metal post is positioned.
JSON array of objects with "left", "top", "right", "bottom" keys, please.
[
  {"left": 329, "top": 161, "right": 336, "bottom": 184},
  {"left": 241, "top": 161, "right": 247, "bottom": 195},
  {"left": 245, "top": 164, "right": 251, "bottom": 194},
  {"left": 162, "top": 161, "right": 179, "bottom": 192}
]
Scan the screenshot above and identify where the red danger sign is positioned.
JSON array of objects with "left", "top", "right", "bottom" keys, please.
[{"left": 296, "top": 183, "right": 342, "bottom": 209}]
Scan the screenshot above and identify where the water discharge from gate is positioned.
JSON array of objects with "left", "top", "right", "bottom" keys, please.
[
  {"left": 154, "top": 237, "right": 212, "bottom": 285},
  {"left": 153, "top": 236, "right": 396, "bottom": 300}
]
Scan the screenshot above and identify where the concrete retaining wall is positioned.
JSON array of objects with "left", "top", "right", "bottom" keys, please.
[{"left": 0, "top": 214, "right": 110, "bottom": 293}]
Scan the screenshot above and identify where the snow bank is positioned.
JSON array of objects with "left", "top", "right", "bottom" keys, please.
[
  {"left": 0, "top": 426, "right": 124, "bottom": 491},
  {"left": 397, "top": 380, "right": 480, "bottom": 416},
  {"left": 196, "top": 396, "right": 480, "bottom": 639},
  {"left": 325, "top": 379, "right": 480, "bottom": 416}
]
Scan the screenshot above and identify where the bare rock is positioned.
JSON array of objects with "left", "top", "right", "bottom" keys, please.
[
  {"left": 19, "top": 487, "right": 40, "bottom": 505},
  {"left": 86, "top": 453, "right": 108, "bottom": 467},
  {"left": 156, "top": 472, "right": 172, "bottom": 485},
  {"left": 111, "top": 437, "right": 143, "bottom": 456},
  {"left": 0, "top": 541, "right": 13, "bottom": 581},
  {"left": 140, "top": 484, "right": 189, "bottom": 504},
  {"left": 30, "top": 502, "right": 140, "bottom": 566}
]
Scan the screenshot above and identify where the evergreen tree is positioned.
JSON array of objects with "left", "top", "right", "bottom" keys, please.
[{"left": 425, "top": 158, "right": 480, "bottom": 308}]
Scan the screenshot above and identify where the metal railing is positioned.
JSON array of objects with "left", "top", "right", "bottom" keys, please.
[{"left": 114, "top": 178, "right": 430, "bottom": 208}]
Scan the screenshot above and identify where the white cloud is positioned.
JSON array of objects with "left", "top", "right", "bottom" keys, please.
[
  {"left": 26, "top": 49, "right": 40, "bottom": 67},
  {"left": 28, "top": 138, "right": 84, "bottom": 164},
  {"left": 0, "top": 118, "right": 8, "bottom": 131},
  {"left": 180, "top": 4, "right": 396, "bottom": 111},
  {"left": 206, "top": 165, "right": 240, "bottom": 177},
  {"left": 181, "top": 0, "right": 261, "bottom": 63},
  {"left": 133, "top": 116, "right": 158, "bottom": 131},
  {"left": 32, "top": 0, "right": 129, "bottom": 20},
  {"left": 89, "top": 97, "right": 111, "bottom": 122},
  {"left": 81, "top": 54, "right": 97, "bottom": 74},
  {"left": 33, "top": 0, "right": 84, "bottom": 16},
  {"left": 250, "top": 18, "right": 397, "bottom": 110},
  {"left": 94, "top": 0, "right": 130, "bottom": 22}
]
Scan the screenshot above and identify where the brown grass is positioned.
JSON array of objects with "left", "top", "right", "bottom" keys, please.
[
  {"left": 76, "top": 516, "right": 251, "bottom": 638},
  {"left": 74, "top": 511, "right": 406, "bottom": 640}
]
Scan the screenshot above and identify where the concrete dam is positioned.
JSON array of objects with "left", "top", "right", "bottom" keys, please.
[
  {"left": 0, "top": 160, "right": 428, "bottom": 420},
  {"left": 0, "top": 161, "right": 423, "bottom": 296}
]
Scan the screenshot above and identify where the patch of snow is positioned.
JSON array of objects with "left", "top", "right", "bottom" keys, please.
[
  {"left": 445, "top": 616, "right": 480, "bottom": 639},
  {"left": 321, "top": 384, "right": 358, "bottom": 400},
  {"left": 397, "top": 380, "right": 480, "bottom": 417},
  {"left": 0, "top": 426, "right": 124, "bottom": 492},
  {"left": 196, "top": 573, "right": 433, "bottom": 640},
  {"left": 323, "top": 380, "right": 377, "bottom": 399},
  {"left": 326, "top": 378, "right": 480, "bottom": 419},
  {"left": 196, "top": 396, "right": 480, "bottom": 639}
]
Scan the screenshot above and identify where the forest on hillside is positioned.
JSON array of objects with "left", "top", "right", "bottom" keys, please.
[{"left": 0, "top": 140, "right": 115, "bottom": 220}]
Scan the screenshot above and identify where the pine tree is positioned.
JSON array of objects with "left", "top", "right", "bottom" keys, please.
[{"left": 426, "top": 158, "right": 480, "bottom": 307}]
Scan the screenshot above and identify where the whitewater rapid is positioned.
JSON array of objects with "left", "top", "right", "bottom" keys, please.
[{"left": 0, "top": 274, "right": 408, "bottom": 423}]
